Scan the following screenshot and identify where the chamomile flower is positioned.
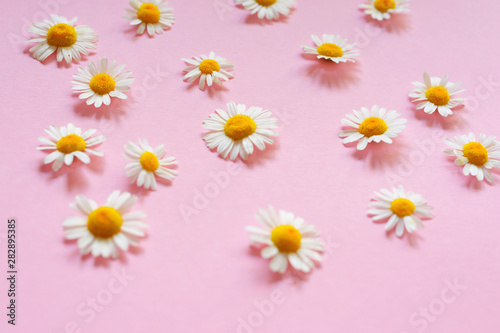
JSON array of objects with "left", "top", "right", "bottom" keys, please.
[
  {"left": 124, "top": 0, "right": 175, "bottom": 36},
  {"left": 444, "top": 133, "right": 500, "bottom": 183},
  {"left": 182, "top": 52, "right": 234, "bottom": 90},
  {"left": 368, "top": 186, "right": 433, "bottom": 237},
  {"left": 37, "top": 123, "right": 105, "bottom": 172},
  {"left": 409, "top": 72, "right": 465, "bottom": 117},
  {"left": 71, "top": 58, "right": 134, "bottom": 108},
  {"left": 63, "top": 191, "right": 148, "bottom": 258},
  {"left": 203, "top": 102, "right": 279, "bottom": 161},
  {"left": 123, "top": 139, "right": 178, "bottom": 190},
  {"left": 26, "top": 14, "right": 98, "bottom": 63},
  {"left": 235, "top": 0, "right": 295, "bottom": 20},
  {"left": 359, "top": 0, "right": 409, "bottom": 21},
  {"left": 339, "top": 105, "right": 407, "bottom": 150},
  {"left": 246, "top": 206, "right": 323, "bottom": 274},
  {"left": 302, "top": 34, "right": 359, "bottom": 63}
]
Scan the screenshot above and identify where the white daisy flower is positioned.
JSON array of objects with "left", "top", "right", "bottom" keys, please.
[
  {"left": 339, "top": 105, "right": 407, "bottom": 150},
  {"left": 123, "top": 139, "right": 178, "bottom": 190},
  {"left": 359, "top": 0, "right": 409, "bottom": 21},
  {"left": 235, "top": 0, "right": 295, "bottom": 20},
  {"left": 302, "top": 34, "right": 360, "bottom": 63},
  {"left": 246, "top": 206, "right": 323, "bottom": 274},
  {"left": 124, "top": 0, "right": 175, "bottom": 36},
  {"left": 444, "top": 133, "right": 500, "bottom": 183},
  {"left": 182, "top": 52, "right": 234, "bottom": 90},
  {"left": 71, "top": 57, "right": 134, "bottom": 108},
  {"left": 26, "top": 14, "right": 98, "bottom": 63},
  {"left": 409, "top": 72, "right": 465, "bottom": 117},
  {"left": 203, "top": 102, "right": 279, "bottom": 161},
  {"left": 63, "top": 191, "right": 148, "bottom": 259},
  {"left": 368, "top": 185, "right": 433, "bottom": 237},
  {"left": 37, "top": 123, "right": 105, "bottom": 172}
]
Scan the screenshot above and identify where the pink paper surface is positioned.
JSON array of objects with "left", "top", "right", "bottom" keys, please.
[{"left": 1, "top": 0, "right": 500, "bottom": 332}]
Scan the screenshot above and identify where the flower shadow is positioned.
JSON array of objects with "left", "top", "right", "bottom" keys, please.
[
  {"left": 241, "top": 8, "right": 294, "bottom": 25},
  {"left": 242, "top": 139, "right": 280, "bottom": 168},
  {"left": 122, "top": 25, "right": 146, "bottom": 41},
  {"left": 385, "top": 229, "right": 425, "bottom": 247},
  {"left": 23, "top": 44, "right": 92, "bottom": 68},
  {"left": 206, "top": 84, "right": 230, "bottom": 100},
  {"left": 463, "top": 176, "right": 485, "bottom": 190},
  {"left": 183, "top": 75, "right": 230, "bottom": 99},
  {"left": 73, "top": 99, "right": 127, "bottom": 121},
  {"left": 126, "top": 169, "right": 177, "bottom": 196},
  {"left": 122, "top": 21, "right": 172, "bottom": 39},
  {"left": 442, "top": 155, "right": 485, "bottom": 190},
  {"left": 463, "top": 172, "right": 496, "bottom": 190},
  {"left": 301, "top": 55, "right": 361, "bottom": 89},
  {"left": 247, "top": 245, "right": 280, "bottom": 282},
  {"left": 347, "top": 136, "right": 408, "bottom": 170},
  {"left": 184, "top": 79, "right": 200, "bottom": 92},
  {"left": 409, "top": 102, "right": 466, "bottom": 131},
  {"left": 37, "top": 145, "right": 105, "bottom": 192},
  {"left": 363, "top": 13, "right": 411, "bottom": 34},
  {"left": 127, "top": 183, "right": 153, "bottom": 197},
  {"left": 62, "top": 239, "right": 114, "bottom": 267},
  {"left": 72, "top": 241, "right": 146, "bottom": 267},
  {"left": 247, "top": 245, "right": 310, "bottom": 284},
  {"left": 201, "top": 132, "right": 279, "bottom": 167},
  {"left": 65, "top": 167, "right": 90, "bottom": 192},
  {"left": 368, "top": 212, "right": 426, "bottom": 247},
  {"left": 39, "top": 160, "right": 89, "bottom": 191}
]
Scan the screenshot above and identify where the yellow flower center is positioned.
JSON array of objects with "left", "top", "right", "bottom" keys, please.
[
  {"left": 255, "top": 0, "right": 277, "bottom": 6},
  {"left": 358, "top": 117, "right": 388, "bottom": 137},
  {"left": 317, "top": 43, "right": 343, "bottom": 58},
  {"left": 224, "top": 115, "right": 257, "bottom": 141},
  {"left": 87, "top": 207, "right": 123, "bottom": 238},
  {"left": 46, "top": 23, "right": 77, "bottom": 47},
  {"left": 89, "top": 73, "right": 116, "bottom": 95},
  {"left": 374, "top": 0, "right": 396, "bottom": 13},
  {"left": 198, "top": 59, "right": 220, "bottom": 75},
  {"left": 137, "top": 3, "right": 161, "bottom": 23},
  {"left": 140, "top": 152, "right": 159, "bottom": 172},
  {"left": 56, "top": 134, "right": 86, "bottom": 154},
  {"left": 390, "top": 198, "right": 415, "bottom": 218},
  {"left": 425, "top": 86, "right": 450, "bottom": 106},
  {"left": 271, "top": 225, "right": 302, "bottom": 253},
  {"left": 463, "top": 142, "right": 488, "bottom": 166}
]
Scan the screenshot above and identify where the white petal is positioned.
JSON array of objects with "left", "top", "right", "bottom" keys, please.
[
  {"left": 261, "top": 246, "right": 278, "bottom": 259},
  {"left": 269, "top": 253, "right": 287, "bottom": 274},
  {"left": 395, "top": 221, "right": 405, "bottom": 237}
]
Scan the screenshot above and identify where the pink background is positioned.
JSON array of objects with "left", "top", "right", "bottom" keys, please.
[{"left": 2, "top": 0, "right": 500, "bottom": 332}]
